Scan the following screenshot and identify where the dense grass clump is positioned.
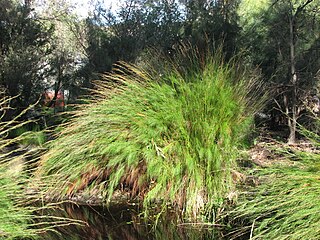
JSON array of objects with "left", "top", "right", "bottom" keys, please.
[{"left": 37, "top": 53, "right": 263, "bottom": 220}]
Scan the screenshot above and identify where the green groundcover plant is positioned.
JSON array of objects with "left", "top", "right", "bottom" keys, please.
[
  {"left": 0, "top": 96, "right": 37, "bottom": 239},
  {"left": 0, "top": 176, "right": 37, "bottom": 239},
  {"left": 37, "top": 50, "right": 264, "bottom": 220},
  {"left": 228, "top": 136, "right": 320, "bottom": 239},
  {"left": 0, "top": 96, "right": 80, "bottom": 239},
  {"left": 0, "top": 167, "right": 82, "bottom": 240}
]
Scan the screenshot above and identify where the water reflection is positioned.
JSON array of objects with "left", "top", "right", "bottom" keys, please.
[{"left": 38, "top": 203, "right": 224, "bottom": 240}]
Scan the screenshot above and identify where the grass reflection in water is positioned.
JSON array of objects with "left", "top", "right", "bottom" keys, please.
[{"left": 38, "top": 203, "right": 223, "bottom": 240}]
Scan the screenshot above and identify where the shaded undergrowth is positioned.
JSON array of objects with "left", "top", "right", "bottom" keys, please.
[{"left": 36, "top": 50, "right": 265, "bottom": 221}]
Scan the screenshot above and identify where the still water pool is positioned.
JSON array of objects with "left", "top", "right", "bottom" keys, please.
[{"left": 38, "top": 203, "right": 228, "bottom": 240}]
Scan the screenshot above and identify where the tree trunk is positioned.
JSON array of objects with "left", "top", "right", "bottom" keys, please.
[
  {"left": 286, "top": 0, "right": 315, "bottom": 144},
  {"left": 48, "top": 56, "right": 63, "bottom": 113},
  {"left": 287, "top": 3, "right": 298, "bottom": 144}
]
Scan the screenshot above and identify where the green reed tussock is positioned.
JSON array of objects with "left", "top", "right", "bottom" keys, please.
[{"left": 37, "top": 52, "right": 264, "bottom": 220}]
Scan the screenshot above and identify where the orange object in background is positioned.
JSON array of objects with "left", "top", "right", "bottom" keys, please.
[{"left": 43, "top": 90, "right": 65, "bottom": 108}]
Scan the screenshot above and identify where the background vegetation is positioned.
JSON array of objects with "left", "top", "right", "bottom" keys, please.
[
  {"left": 1, "top": 0, "right": 319, "bottom": 143},
  {"left": 0, "top": 0, "right": 319, "bottom": 239}
]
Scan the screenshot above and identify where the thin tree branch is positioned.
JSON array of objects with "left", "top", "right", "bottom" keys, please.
[{"left": 295, "top": 0, "right": 314, "bottom": 18}]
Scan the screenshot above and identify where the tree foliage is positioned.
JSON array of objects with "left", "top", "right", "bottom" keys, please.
[
  {"left": 239, "top": 0, "right": 320, "bottom": 142},
  {"left": 0, "top": 0, "right": 53, "bottom": 112},
  {"left": 1, "top": 0, "right": 319, "bottom": 138}
]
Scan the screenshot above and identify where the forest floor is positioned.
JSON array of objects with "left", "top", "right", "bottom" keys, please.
[{"left": 230, "top": 129, "right": 320, "bottom": 190}]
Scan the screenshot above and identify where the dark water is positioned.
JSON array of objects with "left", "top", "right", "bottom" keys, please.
[{"left": 37, "top": 203, "right": 228, "bottom": 240}]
